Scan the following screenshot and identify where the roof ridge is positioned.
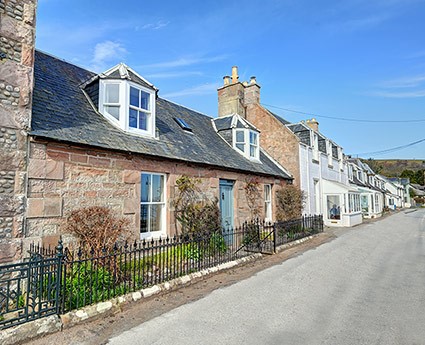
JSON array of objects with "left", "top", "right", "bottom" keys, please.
[{"left": 35, "top": 49, "right": 96, "bottom": 74}]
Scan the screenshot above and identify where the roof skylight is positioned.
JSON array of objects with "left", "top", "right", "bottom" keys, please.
[{"left": 174, "top": 117, "right": 192, "bottom": 132}]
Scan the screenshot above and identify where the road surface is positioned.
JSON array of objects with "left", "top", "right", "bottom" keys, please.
[{"left": 108, "top": 210, "right": 425, "bottom": 345}]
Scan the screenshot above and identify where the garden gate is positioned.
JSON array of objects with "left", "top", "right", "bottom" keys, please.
[{"left": 0, "top": 243, "right": 63, "bottom": 330}]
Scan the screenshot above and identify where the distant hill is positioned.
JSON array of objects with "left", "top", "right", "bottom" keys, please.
[{"left": 360, "top": 159, "right": 425, "bottom": 178}]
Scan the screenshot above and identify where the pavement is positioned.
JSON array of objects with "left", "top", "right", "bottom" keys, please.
[{"left": 107, "top": 209, "right": 425, "bottom": 345}]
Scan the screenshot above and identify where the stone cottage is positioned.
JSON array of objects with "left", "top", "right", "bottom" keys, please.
[{"left": 0, "top": 1, "right": 292, "bottom": 263}]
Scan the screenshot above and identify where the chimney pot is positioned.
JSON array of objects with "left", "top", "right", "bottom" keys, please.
[
  {"left": 242, "top": 81, "right": 248, "bottom": 86},
  {"left": 250, "top": 76, "right": 256, "bottom": 85},
  {"left": 231, "top": 66, "right": 239, "bottom": 83},
  {"left": 306, "top": 118, "right": 319, "bottom": 132},
  {"left": 223, "top": 76, "right": 231, "bottom": 86}
]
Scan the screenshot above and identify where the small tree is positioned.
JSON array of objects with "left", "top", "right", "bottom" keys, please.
[
  {"left": 276, "top": 185, "right": 306, "bottom": 221},
  {"left": 64, "top": 206, "right": 130, "bottom": 253}
]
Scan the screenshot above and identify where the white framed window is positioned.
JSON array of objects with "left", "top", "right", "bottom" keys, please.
[
  {"left": 235, "top": 129, "right": 245, "bottom": 152},
  {"left": 103, "top": 83, "right": 121, "bottom": 120},
  {"left": 348, "top": 193, "right": 361, "bottom": 213},
  {"left": 327, "top": 140, "right": 333, "bottom": 166},
  {"left": 99, "top": 80, "right": 156, "bottom": 137},
  {"left": 327, "top": 195, "right": 341, "bottom": 220},
  {"left": 348, "top": 165, "right": 354, "bottom": 180},
  {"left": 249, "top": 131, "right": 259, "bottom": 159},
  {"left": 233, "top": 128, "right": 260, "bottom": 161},
  {"left": 264, "top": 184, "right": 272, "bottom": 221},
  {"left": 374, "top": 193, "right": 380, "bottom": 211},
  {"left": 129, "top": 85, "right": 152, "bottom": 132},
  {"left": 140, "top": 173, "right": 166, "bottom": 238},
  {"left": 312, "top": 133, "right": 319, "bottom": 161}
]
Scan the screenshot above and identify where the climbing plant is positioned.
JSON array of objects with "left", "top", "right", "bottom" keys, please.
[
  {"left": 244, "top": 177, "right": 261, "bottom": 219},
  {"left": 173, "top": 175, "right": 221, "bottom": 235},
  {"left": 276, "top": 184, "right": 306, "bottom": 221}
]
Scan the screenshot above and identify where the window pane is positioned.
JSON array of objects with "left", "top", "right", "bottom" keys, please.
[
  {"left": 264, "top": 185, "right": 271, "bottom": 201},
  {"left": 236, "top": 130, "right": 244, "bottom": 143},
  {"left": 141, "top": 174, "right": 151, "bottom": 202},
  {"left": 327, "top": 195, "right": 340, "bottom": 220},
  {"left": 130, "top": 87, "right": 139, "bottom": 107},
  {"left": 150, "top": 204, "right": 163, "bottom": 232},
  {"left": 129, "top": 108, "right": 138, "bottom": 128},
  {"left": 141, "top": 91, "right": 150, "bottom": 110},
  {"left": 138, "top": 111, "right": 147, "bottom": 130},
  {"left": 152, "top": 175, "right": 164, "bottom": 202},
  {"left": 105, "top": 105, "right": 120, "bottom": 120},
  {"left": 236, "top": 143, "right": 244, "bottom": 152},
  {"left": 105, "top": 84, "right": 119, "bottom": 103},
  {"left": 250, "top": 145, "right": 256, "bottom": 157},
  {"left": 140, "top": 205, "right": 149, "bottom": 233},
  {"left": 250, "top": 131, "right": 257, "bottom": 145}
]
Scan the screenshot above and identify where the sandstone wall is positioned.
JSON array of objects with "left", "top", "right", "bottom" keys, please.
[
  {"left": 25, "top": 140, "right": 286, "bottom": 250},
  {"left": 245, "top": 103, "right": 301, "bottom": 186}
]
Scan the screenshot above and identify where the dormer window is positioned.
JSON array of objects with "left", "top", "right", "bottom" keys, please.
[
  {"left": 312, "top": 133, "right": 319, "bottom": 161},
  {"left": 97, "top": 64, "right": 157, "bottom": 138},
  {"left": 213, "top": 114, "right": 260, "bottom": 162},
  {"left": 249, "top": 131, "right": 258, "bottom": 158},
  {"left": 235, "top": 129, "right": 245, "bottom": 152},
  {"left": 129, "top": 86, "right": 151, "bottom": 131},
  {"left": 234, "top": 128, "right": 259, "bottom": 160},
  {"left": 104, "top": 83, "right": 121, "bottom": 120}
]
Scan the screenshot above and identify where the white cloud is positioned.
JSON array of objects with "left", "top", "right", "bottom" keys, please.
[
  {"left": 325, "top": 14, "right": 390, "bottom": 33},
  {"left": 371, "top": 90, "right": 425, "bottom": 98},
  {"left": 139, "top": 20, "right": 169, "bottom": 30},
  {"left": 379, "top": 75, "right": 425, "bottom": 88},
  {"left": 140, "top": 55, "right": 227, "bottom": 69},
  {"left": 371, "top": 73, "right": 425, "bottom": 98},
  {"left": 90, "top": 41, "right": 127, "bottom": 72},
  {"left": 161, "top": 83, "right": 220, "bottom": 98},
  {"left": 146, "top": 71, "right": 203, "bottom": 79}
]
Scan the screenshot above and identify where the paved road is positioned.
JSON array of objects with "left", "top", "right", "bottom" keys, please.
[{"left": 108, "top": 210, "right": 425, "bottom": 345}]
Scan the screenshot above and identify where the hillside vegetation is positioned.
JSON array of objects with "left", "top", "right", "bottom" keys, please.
[{"left": 361, "top": 159, "right": 425, "bottom": 181}]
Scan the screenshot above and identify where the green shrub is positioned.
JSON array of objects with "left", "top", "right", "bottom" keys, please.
[
  {"left": 207, "top": 232, "right": 227, "bottom": 255},
  {"left": 63, "top": 261, "right": 124, "bottom": 310}
]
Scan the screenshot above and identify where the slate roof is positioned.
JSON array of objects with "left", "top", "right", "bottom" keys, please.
[
  {"left": 213, "top": 116, "right": 233, "bottom": 131},
  {"left": 213, "top": 114, "right": 258, "bottom": 132},
  {"left": 286, "top": 123, "right": 311, "bottom": 146},
  {"left": 31, "top": 51, "right": 291, "bottom": 180},
  {"left": 268, "top": 110, "right": 291, "bottom": 125}
]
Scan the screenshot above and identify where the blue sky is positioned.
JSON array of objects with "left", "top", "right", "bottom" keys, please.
[{"left": 36, "top": 0, "right": 425, "bottom": 159}]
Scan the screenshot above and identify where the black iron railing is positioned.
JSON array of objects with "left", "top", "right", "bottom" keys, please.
[{"left": 0, "top": 215, "right": 323, "bottom": 329}]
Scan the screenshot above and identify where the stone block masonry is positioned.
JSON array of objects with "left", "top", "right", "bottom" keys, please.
[
  {"left": 0, "top": 0, "right": 24, "bottom": 21},
  {"left": 0, "top": 82, "right": 20, "bottom": 107},
  {"left": 24, "top": 140, "right": 285, "bottom": 249},
  {"left": 0, "top": 0, "right": 37, "bottom": 263},
  {"left": 0, "top": 36, "right": 22, "bottom": 63}
]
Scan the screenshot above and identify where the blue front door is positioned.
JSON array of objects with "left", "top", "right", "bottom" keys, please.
[{"left": 219, "top": 179, "right": 234, "bottom": 232}]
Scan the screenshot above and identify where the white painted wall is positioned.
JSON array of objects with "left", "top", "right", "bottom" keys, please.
[{"left": 299, "top": 144, "right": 350, "bottom": 217}]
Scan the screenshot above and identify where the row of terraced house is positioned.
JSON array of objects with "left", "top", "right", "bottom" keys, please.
[{"left": 0, "top": 0, "right": 410, "bottom": 263}]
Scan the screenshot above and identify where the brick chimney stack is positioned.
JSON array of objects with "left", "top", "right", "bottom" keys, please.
[
  {"left": 217, "top": 66, "right": 246, "bottom": 117},
  {"left": 217, "top": 67, "right": 261, "bottom": 118},
  {"left": 244, "top": 76, "right": 260, "bottom": 105},
  {"left": 306, "top": 118, "right": 319, "bottom": 132}
]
